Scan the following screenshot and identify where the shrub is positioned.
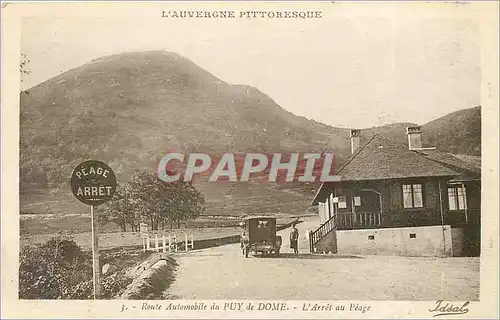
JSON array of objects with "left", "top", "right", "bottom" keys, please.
[
  {"left": 20, "top": 238, "right": 138, "bottom": 300},
  {"left": 19, "top": 238, "right": 93, "bottom": 299},
  {"left": 101, "top": 270, "right": 134, "bottom": 299}
]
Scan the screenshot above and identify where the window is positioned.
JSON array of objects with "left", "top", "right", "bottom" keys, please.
[
  {"left": 354, "top": 196, "right": 362, "bottom": 206},
  {"left": 402, "top": 184, "right": 423, "bottom": 208},
  {"left": 338, "top": 196, "right": 347, "bottom": 209},
  {"left": 448, "top": 184, "right": 467, "bottom": 211},
  {"left": 258, "top": 220, "right": 269, "bottom": 228}
]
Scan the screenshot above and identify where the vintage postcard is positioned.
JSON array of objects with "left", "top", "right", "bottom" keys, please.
[{"left": 1, "top": 1, "right": 499, "bottom": 319}]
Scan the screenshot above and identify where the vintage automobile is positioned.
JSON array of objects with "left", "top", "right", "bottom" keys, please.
[{"left": 240, "top": 216, "right": 282, "bottom": 258}]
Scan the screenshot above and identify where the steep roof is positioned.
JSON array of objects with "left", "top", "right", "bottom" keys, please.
[
  {"left": 416, "top": 150, "right": 481, "bottom": 174},
  {"left": 311, "top": 134, "right": 480, "bottom": 205},
  {"left": 336, "top": 134, "right": 460, "bottom": 181}
]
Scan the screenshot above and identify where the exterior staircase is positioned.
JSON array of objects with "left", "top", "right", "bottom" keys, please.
[
  {"left": 309, "top": 215, "right": 337, "bottom": 254},
  {"left": 308, "top": 211, "right": 382, "bottom": 253}
]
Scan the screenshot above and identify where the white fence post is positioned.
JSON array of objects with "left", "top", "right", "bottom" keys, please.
[
  {"left": 185, "top": 233, "right": 188, "bottom": 252},
  {"left": 186, "top": 233, "right": 194, "bottom": 251},
  {"left": 143, "top": 233, "right": 173, "bottom": 253},
  {"left": 172, "top": 235, "right": 177, "bottom": 252}
]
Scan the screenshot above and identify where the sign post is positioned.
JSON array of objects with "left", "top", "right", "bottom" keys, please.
[
  {"left": 71, "top": 160, "right": 116, "bottom": 300},
  {"left": 90, "top": 204, "right": 100, "bottom": 298}
]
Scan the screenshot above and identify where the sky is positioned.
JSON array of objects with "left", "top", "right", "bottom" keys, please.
[{"left": 20, "top": 3, "right": 481, "bottom": 129}]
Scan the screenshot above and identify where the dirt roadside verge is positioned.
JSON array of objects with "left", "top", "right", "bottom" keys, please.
[{"left": 118, "top": 253, "right": 178, "bottom": 299}]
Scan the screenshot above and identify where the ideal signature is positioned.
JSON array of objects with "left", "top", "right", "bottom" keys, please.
[{"left": 429, "top": 300, "right": 470, "bottom": 317}]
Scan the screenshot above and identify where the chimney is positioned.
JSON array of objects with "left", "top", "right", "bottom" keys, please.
[
  {"left": 406, "top": 126, "right": 422, "bottom": 150},
  {"left": 350, "top": 129, "right": 361, "bottom": 154}
]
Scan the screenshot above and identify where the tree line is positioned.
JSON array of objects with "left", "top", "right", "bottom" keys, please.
[{"left": 100, "top": 170, "right": 206, "bottom": 232}]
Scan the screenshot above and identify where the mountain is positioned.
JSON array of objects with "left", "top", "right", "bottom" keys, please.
[
  {"left": 20, "top": 51, "right": 348, "bottom": 189},
  {"left": 19, "top": 51, "right": 481, "bottom": 216},
  {"left": 422, "top": 106, "right": 481, "bottom": 156},
  {"left": 20, "top": 51, "right": 350, "bottom": 215}
]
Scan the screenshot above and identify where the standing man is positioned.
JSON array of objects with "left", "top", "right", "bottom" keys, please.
[
  {"left": 241, "top": 231, "right": 249, "bottom": 257},
  {"left": 289, "top": 223, "right": 299, "bottom": 255}
]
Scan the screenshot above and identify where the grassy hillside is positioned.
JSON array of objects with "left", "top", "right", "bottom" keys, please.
[
  {"left": 422, "top": 106, "right": 481, "bottom": 156},
  {"left": 20, "top": 51, "right": 348, "bottom": 216},
  {"left": 20, "top": 51, "right": 481, "bottom": 217}
]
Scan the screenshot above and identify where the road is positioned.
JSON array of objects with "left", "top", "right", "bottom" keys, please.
[{"left": 164, "top": 243, "right": 480, "bottom": 301}]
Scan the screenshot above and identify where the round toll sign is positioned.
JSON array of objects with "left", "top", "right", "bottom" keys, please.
[{"left": 71, "top": 160, "right": 117, "bottom": 206}]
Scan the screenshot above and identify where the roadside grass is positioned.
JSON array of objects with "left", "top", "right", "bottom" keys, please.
[
  {"left": 20, "top": 215, "right": 120, "bottom": 236},
  {"left": 20, "top": 215, "right": 241, "bottom": 237}
]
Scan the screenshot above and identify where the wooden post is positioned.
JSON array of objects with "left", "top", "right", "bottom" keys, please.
[
  {"left": 155, "top": 234, "right": 159, "bottom": 252},
  {"left": 185, "top": 233, "right": 188, "bottom": 252},
  {"left": 309, "top": 231, "right": 312, "bottom": 253},
  {"left": 438, "top": 180, "right": 447, "bottom": 256},
  {"left": 351, "top": 196, "right": 357, "bottom": 227},
  {"left": 146, "top": 234, "right": 150, "bottom": 251},
  {"left": 90, "top": 205, "right": 101, "bottom": 299},
  {"left": 327, "top": 195, "right": 331, "bottom": 220},
  {"left": 162, "top": 235, "right": 166, "bottom": 253},
  {"left": 438, "top": 180, "right": 445, "bottom": 226},
  {"left": 462, "top": 182, "right": 469, "bottom": 224},
  {"left": 168, "top": 235, "right": 172, "bottom": 252}
]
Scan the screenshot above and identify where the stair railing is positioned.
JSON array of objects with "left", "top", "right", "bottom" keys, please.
[{"left": 309, "top": 215, "right": 337, "bottom": 253}]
